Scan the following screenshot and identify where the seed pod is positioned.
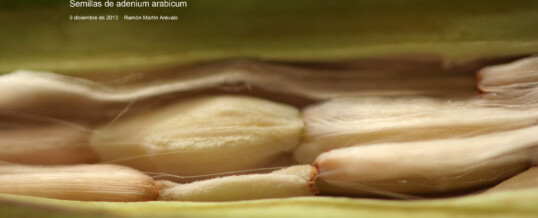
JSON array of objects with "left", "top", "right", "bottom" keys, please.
[
  {"left": 487, "top": 167, "right": 538, "bottom": 193},
  {"left": 294, "top": 96, "right": 538, "bottom": 164},
  {"left": 90, "top": 95, "right": 303, "bottom": 177},
  {"left": 0, "top": 164, "right": 158, "bottom": 201},
  {"left": 314, "top": 125, "right": 538, "bottom": 197},
  {"left": 157, "top": 165, "right": 318, "bottom": 201}
]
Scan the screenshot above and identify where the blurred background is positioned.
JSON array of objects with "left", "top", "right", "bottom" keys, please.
[{"left": 1, "top": 0, "right": 537, "bottom": 74}]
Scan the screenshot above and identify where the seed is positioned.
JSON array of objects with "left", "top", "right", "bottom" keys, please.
[
  {"left": 0, "top": 164, "right": 158, "bottom": 201},
  {"left": 314, "top": 125, "right": 538, "bottom": 197},
  {"left": 294, "top": 96, "right": 538, "bottom": 164},
  {"left": 90, "top": 95, "right": 303, "bottom": 177},
  {"left": 157, "top": 165, "right": 318, "bottom": 201}
]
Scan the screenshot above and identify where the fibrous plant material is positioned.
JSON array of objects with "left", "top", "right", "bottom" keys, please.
[
  {"left": 157, "top": 165, "right": 318, "bottom": 201},
  {"left": 0, "top": 71, "right": 122, "bottom": 123},
  {"left": 0, "top": 164, "right": 158, "bottom": 201},
  {"left": 90, "top": 95, "right": 303, "bottom": 177},
  {"left": 294, "top": 96, "right": 538, "bottom": 164},
  {"left": 478, "top": 56, "right": 538, "bottom": 89},
  {"left": 0, "top": 55, "right": 485, "bottom": 120},
  {"left": 478, "top": 56, "right": 538, "bottom": 107},
  {"left": 314, "top": 125, "right": 538, "bottom": 197},
  {"left": 487, "top": 167, "right": 538, "bottom": 193},
  {"left": 0, "top": 111, "right": 99, "bottom": 165},
  {"left": 0, "top": 125, "right": 99, "bottom": 165}
]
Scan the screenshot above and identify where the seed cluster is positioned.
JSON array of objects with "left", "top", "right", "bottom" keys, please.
[{"left": 0, "top": 57, "right": 537, "bottom": 202}]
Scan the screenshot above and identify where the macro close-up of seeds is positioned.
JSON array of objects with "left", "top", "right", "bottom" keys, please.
[
  {"left": 1, "top": 55, "right": 537, "bottom": 216},
  {"left": 1, "top": 0, "right": 538, "bottom": 217}
]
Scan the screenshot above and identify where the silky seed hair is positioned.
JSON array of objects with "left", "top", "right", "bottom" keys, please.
[
  {"left": 478, "top": 56, "right": 538, "bottom": 108},
  {"left": 156, "top": 165, "right": 318, "bottom": 202}
]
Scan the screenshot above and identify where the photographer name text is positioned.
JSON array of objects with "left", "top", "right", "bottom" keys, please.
[{"left": 69, "top": 14, "right": 179, "bottom": 21}]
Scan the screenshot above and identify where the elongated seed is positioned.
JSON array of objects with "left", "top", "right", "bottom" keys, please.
[
  {"left": 90, "top": 95, "right": 303, "bottom": 177},
  {"left": 157, "top": 165, "right": 318, "bottom": 201},
  {"left": 314, "top": 125, "right": 538, "bottom": 197},
  {"left": 295, "top": 96, "right": 538, "bottom": 164},
  {"left": 0, "top": 164, "right": 158, "bottom": 201}
]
